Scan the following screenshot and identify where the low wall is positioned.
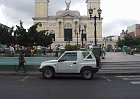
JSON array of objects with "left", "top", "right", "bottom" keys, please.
[{"left": 0, "top": 57, "right": 58, "bottom": 71}]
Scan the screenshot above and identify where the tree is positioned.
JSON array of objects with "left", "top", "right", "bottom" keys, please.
[
  {"left": 28, "top": 23, "right": 53, "bottom": 47},
  {"left": 116, "top": 38, "right": 124, "bottom": 48},
  {"left": 37, "top": 30, "right": 52, "bottom": 47},
  {"left": 14, "top": 25, "right": 29, "bottom": 47},
  {"left": 123, "top": 35, "right": 135, "bottom": 47},
  {"left": 116, "top": 35, "right": 140, "bottom": 48},
  {"left": 1, "top": 22, "right": 53, "bottom": 47},
  {"left": 0, "top": 25, "right": 14, "bottom": 46},
  {"left": 135, "top": 36, "right": 140, "bottom": 45}
]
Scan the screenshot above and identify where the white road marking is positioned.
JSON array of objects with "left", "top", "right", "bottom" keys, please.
[
  {"left": 101, "top": 76, "right": 111, "bottom": 82},
  {"left": 116, "top": 75, "right": 140, "bottom": 85},
  {"left": 21, "top": 76, "right": 30, "bottom": 82},
  {"left": 122, "top": 78, "right": 140, "bottom": 80},
  {"left": 116, "top": 75, "right": 140, "bottom": 78},
  {"left": 130, "top": 81, "right": 140, "bottom": 84}
]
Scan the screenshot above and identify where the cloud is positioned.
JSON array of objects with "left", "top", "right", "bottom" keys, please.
[
  {"left": 103, "top": 18, "right": 139, "bottom": 37},
  {"left": 0, "top": 5, "right": 7, "bottom": 24},
  {"left": 0, "top": 0, "right": 34, "bottom": 28},
  {"left": 0, "top": 0, "right": 87, "bottom": 28},
  {"left": 0, "top": 0, "right": 34, "bottom": 15},
  {"left": 1, "top": 0, "right": 140, "bottom": 37}
]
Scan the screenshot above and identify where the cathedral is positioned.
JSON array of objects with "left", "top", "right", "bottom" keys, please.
[{"left": 33, "top": 0, "right": 102, "bottom": 47}]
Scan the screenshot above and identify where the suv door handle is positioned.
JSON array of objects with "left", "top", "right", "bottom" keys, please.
[{"left": 73, "top": 62, "right": 76, "bottom": 64}]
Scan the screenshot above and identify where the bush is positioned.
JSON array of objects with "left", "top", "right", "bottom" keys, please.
[
  {"left": 4, "top": 48, "right": 11, "bottom": 57},
  {"left": 65, "top": 44, "right": 79, "bottom": 51},
  {"left": 135, "top": 45, "right": 140, "bottom": 52}
]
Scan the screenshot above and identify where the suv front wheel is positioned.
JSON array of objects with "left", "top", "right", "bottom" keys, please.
[
  {"left": 81, "top": 68, "right": 93, "bottom": 80},
  {"left": 42, "top": 67, "right": 54, "bottom": 79}
]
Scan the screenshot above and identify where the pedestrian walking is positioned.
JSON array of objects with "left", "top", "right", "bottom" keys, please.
[
  {"left": 9, "top": 44, "right": 15, "bottom": 57},
  {"left": 16, "top": 52, "right": 26, "bottom": 73},
  {"left": 53, "top": 45, "right": 59, "bottom": 57},
  {"left": 101, "top": 44, "right": 106, "bottom": 59}
]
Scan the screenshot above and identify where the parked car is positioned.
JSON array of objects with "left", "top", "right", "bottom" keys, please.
[{"left": 39, "top": 51, "right": 99, "bottom": 80}]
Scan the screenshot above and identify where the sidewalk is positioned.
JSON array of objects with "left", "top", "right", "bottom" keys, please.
[
  {"left": 101, "top": 52, "right": 140, "bottom": 62},
  {"left": 99, "top": 52, "right": 140, "bottom": 74}
]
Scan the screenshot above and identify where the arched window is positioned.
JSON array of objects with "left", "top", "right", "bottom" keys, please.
[
  {"left": 64, "top": 23, "right": 72, "bottom": 41},
  {"left": 64, "top": 23, "right": 72, "bottom": 29}
]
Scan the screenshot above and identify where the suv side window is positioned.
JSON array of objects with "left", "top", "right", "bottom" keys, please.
[
  {"left": 86, "top": 54, "right": 92, "bottom": 59},
  {"left": 59, "top": 52, "right": 77, "bottom": 61},
  {"left": 82, "top": 52, "right": 92, "bottom": 59}
]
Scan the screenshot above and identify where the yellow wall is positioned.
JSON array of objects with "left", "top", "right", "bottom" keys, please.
[{"left": 35, "top": 0, "right": 49, "bottom": 17}]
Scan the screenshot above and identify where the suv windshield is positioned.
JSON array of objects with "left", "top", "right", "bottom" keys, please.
[{"left": 59, "top": 52, "right": 77, "bottom": 61}]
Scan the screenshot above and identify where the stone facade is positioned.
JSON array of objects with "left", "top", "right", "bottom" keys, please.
[{"left": 33, "top": 0, "right": 103, "bottom": 47}]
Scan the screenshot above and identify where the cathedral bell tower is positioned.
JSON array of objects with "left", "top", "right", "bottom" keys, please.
[
  {"left": 35, "top": 0, "right": 49, "bottom": 17},
  {"left": 86, "top": 0, "right": 101, "bottom": 17}
]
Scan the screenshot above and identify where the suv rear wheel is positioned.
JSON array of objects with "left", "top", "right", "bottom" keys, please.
[
  {"left": 81, "top": 68, "right": 93, "bottom": 80},
  {"left": 42, "top": 67, "right": 54, "bottom": 79}
]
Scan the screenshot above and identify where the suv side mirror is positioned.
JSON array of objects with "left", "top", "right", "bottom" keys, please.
[{"left": 58, "top": 58, "right": 66, "bottom": 62}]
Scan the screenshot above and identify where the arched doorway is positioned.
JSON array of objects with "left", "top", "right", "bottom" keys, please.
[{"left": 64, "top": 23, "right": 72, "bottom": 41}]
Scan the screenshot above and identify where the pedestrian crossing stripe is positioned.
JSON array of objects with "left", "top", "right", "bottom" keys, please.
[
  {"left": 116, "top": 75, "right": 140, "bottom": 78},
  {"left": 130, "top": 82, "right": 140, "bottom": 84},
  {"left": 122, "top": 78, "right": 140, "bottom": 80},
  {"left": 115, "top": 75, "right": 140, "bottom": 85}
]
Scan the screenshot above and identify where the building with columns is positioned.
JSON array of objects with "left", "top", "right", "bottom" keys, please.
[{"left": 33, "top": 0, "right": 103, "bottom": 47}]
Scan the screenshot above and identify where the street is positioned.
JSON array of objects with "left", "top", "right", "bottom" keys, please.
[{"left": 0, "top": 74, "right": 140, "bottom": 99}]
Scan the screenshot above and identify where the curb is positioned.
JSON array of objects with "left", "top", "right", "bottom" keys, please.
[{"left": 0, "top": 71, "right": 41, "bottom": 76}]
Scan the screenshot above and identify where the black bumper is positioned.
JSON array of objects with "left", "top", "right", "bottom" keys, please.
[{"left": 38, "top": 68, "right": 43, "bottom": 72}]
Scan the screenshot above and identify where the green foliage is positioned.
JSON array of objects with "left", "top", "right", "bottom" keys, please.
[
  {"left": 14, "top": 25, "right": 29, "bottom": 47},
  {"left": 13, "top": 23, "right": 53, "bottom": 47},
  {"left": 0, "top": 25, "right": 14, "bottom": 46},
  {"left": 36, "top": 30, "right": 52, "bottom": 47},
  {"left": 123, "top": 36, "right": 135, "bottom": 47},
  {"left": 116, "top": 38, "right": 123, "bottom": 48},
  {"left": 134, "top": 45, "right": 140, "bottom": 52},
  {"left": 27, "top": 23, "right": 52, "bottom": 47},
  {"left": 0, "top": 23, "right": 52, "bottom": 47},
  {"left": 65, "top": 44, "right": 79, "bottom": 51},
  {"left": 116, "top": 35, "right": 140, "bottom": 47},
  {"left": 116, "top": 35, "right": 140, "bottom": 52},
  {"left": 135, "top": 36, "right": 140, "bottom": 45}
]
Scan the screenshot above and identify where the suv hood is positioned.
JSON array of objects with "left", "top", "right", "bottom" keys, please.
[
  {"left": 42, "top": 60, "right": 58, "bottom": 64},
  {"left": 40, "top": 60, "right": 58, "bottom": 68}
]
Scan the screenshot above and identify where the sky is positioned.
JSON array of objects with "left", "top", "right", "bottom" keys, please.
[{"left": 0, "top": 0, "right": 140, "bottom": 37}]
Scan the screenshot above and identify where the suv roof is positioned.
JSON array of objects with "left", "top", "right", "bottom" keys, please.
[{"left": 64, "top": 51, "right": 92, "bottom": 53}]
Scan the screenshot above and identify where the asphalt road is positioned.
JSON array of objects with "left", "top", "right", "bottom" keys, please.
[{"left": 0, "top": 74, "right": 140, "bottom": 99}]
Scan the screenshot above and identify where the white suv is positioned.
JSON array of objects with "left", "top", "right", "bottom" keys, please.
[{"left": 39, "top": 51, "right": 99, "bottom": 80}]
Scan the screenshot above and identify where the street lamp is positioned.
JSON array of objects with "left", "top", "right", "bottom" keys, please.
[
  {"left": 74, "top": 28, "right": 79, "bottom": 46},
  {"left": 88, "top": 7, "right": 102, "bottom": 46},
  {"left": 75, "top": 25, "right": 86, "bottom": 47},
  {"left": 81, "top": 25, "right": 86, "bottom": 47}
]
